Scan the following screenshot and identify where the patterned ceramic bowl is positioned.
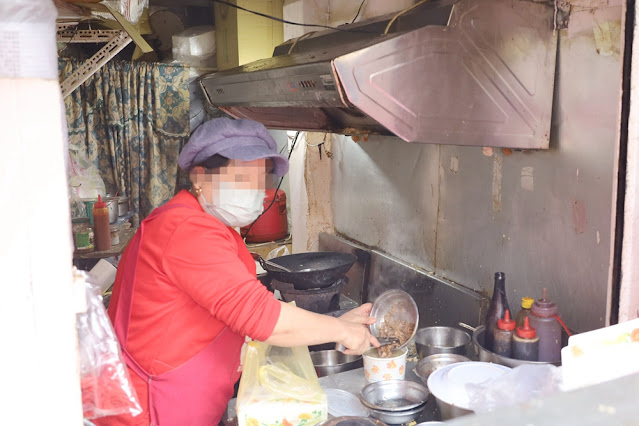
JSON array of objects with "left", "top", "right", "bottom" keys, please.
[{"left": 363, "top": 347, "right": 408, "bottom": 383}]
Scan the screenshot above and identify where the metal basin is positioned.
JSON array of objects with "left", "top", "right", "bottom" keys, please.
[
  {"left": 472, "top": 325, "right": 561, "bottom": 367},
  {"left": 310, "top": 350, "right": 363, "bottom": 377},
  {"left": 367, "top": 404, "right": 426, "bottom": 425},
  {"left": 414, "top": 327, "right": 471, "bottom": 358},
  {"left": 360, "top": 379, "right": 429, "bottom": 412},
  {"left": 369, "top": 290, "right": 419, "bottom": 350},
  {"left": 414, "top": 353, "right": 470, "bottom": 386}
]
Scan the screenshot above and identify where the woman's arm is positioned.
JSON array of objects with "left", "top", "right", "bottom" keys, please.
[{"left": 264, "top": 302, "right": 380, "bottom": 355}]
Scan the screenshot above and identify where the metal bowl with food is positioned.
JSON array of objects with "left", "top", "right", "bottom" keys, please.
[
  {"left": 369, "top": 290, "right": 419, "bottom": 351},
  {"left": 413, "top": 353, "right": 470, "bottom": 386},
  {"left": 472, "top": 325, "right": 561, "bottom": 367},
  {"left": 359, "top": 379, "right": 430, "bottom": 412},
  {"left": 310, "top": 350, "right": 363, "bottom": 377},
  {"left": 414, "top": 326, "right": 471, "bottom": 359}
]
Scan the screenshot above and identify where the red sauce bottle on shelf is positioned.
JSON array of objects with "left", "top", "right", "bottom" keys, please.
[{"left": 93, "top": 195, "right": 112, "bottom": 252}]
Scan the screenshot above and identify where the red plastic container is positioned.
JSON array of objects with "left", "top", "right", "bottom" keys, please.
[{"left": 242, "top": 188, "right": 288, "bottom": 243}]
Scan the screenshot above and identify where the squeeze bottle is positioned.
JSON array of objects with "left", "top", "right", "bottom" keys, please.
[
  {"left": 528, "top": 288, "right": 562, "bottom": 363},
  {"left": 93, "top": 195, "right": 112, "bottom": 252}
]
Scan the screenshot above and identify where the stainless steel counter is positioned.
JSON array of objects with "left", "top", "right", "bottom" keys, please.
[
  {"left": 318, "top": 360, "right": 442, "bottom": 423},
  {"left": 224, "top": 359, "right": 443, "bottom": 425}
]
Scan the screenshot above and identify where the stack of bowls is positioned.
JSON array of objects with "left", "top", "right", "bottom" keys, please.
[{"left": 359, "top": 380, "right": 429, "bottom": 424}]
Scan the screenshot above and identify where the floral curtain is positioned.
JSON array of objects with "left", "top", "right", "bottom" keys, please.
[{"left": 60, "top": 59, "right": 190, "bottom": 220}]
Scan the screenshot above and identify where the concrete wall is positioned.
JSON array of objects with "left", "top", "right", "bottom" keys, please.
[{"left": 284, "top": 1, "right": 626, "bottom": 332}]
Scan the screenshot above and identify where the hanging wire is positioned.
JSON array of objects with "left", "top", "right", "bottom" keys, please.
[
  {"left": 351, "top": 0, "right": 367, "bottom": 24},
  {"left": 212, "top": 0, "right": 379, "bottom": 34},
  {"left": 242, "top": 131, "right": 301, "bottom": 240},
  {"left": 383, "top": 0, "right": 432, "bottom": 35}
]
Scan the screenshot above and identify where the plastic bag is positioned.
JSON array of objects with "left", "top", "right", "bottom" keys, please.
[
  {"left": 69, "top": 186, "right": 87, "bottom": 219},
  {"left": 93, "top": 0, "right": 148, "bottom": 24},
  {"left": 68, "top": 146, "right": 106, "bottom": 200},
  {"left": 237, "top": 341, "right": 327, "bottom": 426},
  {"left": 266, "top": 245, "right": 290, "bottom": 260},
  {"left": 466, "top": 364, "right": 562, "bottom": 414},
  {"left": 76, "top": 271, "right": 142, "bottom": 419}
]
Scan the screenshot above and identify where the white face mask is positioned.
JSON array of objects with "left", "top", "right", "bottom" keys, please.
[{"left": 198, "top": 184, "right": 265, "bottom": 228}]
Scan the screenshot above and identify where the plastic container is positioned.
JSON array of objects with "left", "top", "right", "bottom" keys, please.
[
  {"left": 483, "top": 272, "right": 510, "bottom": 351},
  {"left": 513, "top": 317, "right": 539, "bottom": 361},
  {"left": 72, "top": 217, "right": 94, "bottom": 253},
  {"left": 362, "top": 347, "right": 408, "bottom": 383},
  {"left": 241, "top": 188, "right": 288, "bottom": 243},
  {"left": 493, "top": 309, "right": 516, "bottom": 358},
  {"left": 92, "top": 195, "right": 112, "bottom": 252},
  {"left": 515, "top": 297, "right": 534, "bottom": 328},
  {"left": 82, "top": 199, "right": 97, "bottom": 227},
  {"left": 528, "top": 288, "right": 562, "bottom": 363}
]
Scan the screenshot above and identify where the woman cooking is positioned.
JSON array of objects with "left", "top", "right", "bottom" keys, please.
[{"left": 100, "top": 117, "right": 379, "bottom": 426}]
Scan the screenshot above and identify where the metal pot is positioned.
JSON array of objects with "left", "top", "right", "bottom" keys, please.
[
  {"left": 105, "top": 197, "right": 118, "bottom": 224},
  {"left": 258, "top": 252, "right": 357, "bottom": 289},
  {"left": 117, "top": 196, "right": 129, "bottom": 216},
  {"left": 432, "top": 396, "right": 473, "bottom": 420},
  {"left": 310, "top": 350, "right": 362, "bottom": 377},
  {"left": 471, "top": 325, "right": 560, "bottom": 367},
  {"left": 414, "top": 327, "right": 471, "bottom": 359}
]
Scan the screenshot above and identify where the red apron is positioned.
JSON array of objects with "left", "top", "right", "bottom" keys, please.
[{"left": 113, "top": 203, "right": 245, "bottom": 426}]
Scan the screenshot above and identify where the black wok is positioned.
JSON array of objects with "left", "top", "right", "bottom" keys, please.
[{"left": 256, "top": 252, "right": 357, "bottom": 289}]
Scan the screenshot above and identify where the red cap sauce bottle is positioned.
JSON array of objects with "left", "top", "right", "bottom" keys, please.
[
  {"left": 493, "top": 309, "right": 516, "bottom": 358},
  {"left": 513, "top": 317, "right": 540, "bottom": 361},
  {"left": 93, "top": 195, "right": 112, "bottom": 252}
]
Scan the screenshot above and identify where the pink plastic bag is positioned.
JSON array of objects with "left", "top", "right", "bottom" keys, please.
[{"left": 76, "top": 271, "right": 142, "bottom": 419}]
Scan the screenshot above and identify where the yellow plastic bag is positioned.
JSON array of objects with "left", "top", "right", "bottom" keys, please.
[{"left": 237, "top": 342, "right": 327, "bottom": 426}]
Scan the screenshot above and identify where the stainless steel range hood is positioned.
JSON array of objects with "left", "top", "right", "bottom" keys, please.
[{"left": 200, "top": 0, "right": 558, "bottom": 149}]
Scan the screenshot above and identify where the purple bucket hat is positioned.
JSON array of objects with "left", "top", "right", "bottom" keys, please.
[{"left": 178, "top": 117, "right": 289, "bottom": 176}]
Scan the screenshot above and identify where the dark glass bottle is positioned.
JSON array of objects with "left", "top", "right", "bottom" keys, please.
[{"left": 484, "top": 272, "right": 510, "bottom": 351}]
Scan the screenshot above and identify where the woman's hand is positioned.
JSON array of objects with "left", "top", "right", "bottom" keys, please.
[{"left": 336, "top": 303, "right": 380, "bottom": 355}]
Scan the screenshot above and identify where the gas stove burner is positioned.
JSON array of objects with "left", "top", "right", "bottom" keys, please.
[{"left": 271, "top": 277, "right": 348, "bottom": 314}]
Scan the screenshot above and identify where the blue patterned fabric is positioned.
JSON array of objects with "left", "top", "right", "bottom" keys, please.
[{"left": 60, "top": 59, "right": 191, "bottom": 219}]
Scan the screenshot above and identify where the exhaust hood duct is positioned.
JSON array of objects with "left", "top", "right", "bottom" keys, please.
[{"left": 200, "top": 0, "right": 557, "bottom": 149}]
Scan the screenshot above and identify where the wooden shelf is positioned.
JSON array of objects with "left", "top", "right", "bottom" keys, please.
[{"left": 74, "top": 227, "right": 137, "bottom": 260}]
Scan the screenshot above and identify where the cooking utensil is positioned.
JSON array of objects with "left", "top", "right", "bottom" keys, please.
[
  {"left": 251, "top": 252, "right": 293, "bottom": 272},
  {"left": 359, "top": 379, "right": 429, "bottom": 412},
  {"left": 413, "top": 353, "right": 470, "bottom": 386},
  {"left": 369, "top": 290, "right": 419, "bottom": 350},
  {"left": 259, "top": 251, "right": 358, "bottom": 289},
  {"left": 310, "top": 350, "right": 363, "bottom": 377},
  {"left": 377, "top": 337, "right": 399, "bottom": 346},
  {"left": 414, "top": 326, "right": 471, "bottom": 358},
  {"left": 471, "top": 324, "right": 561, "bottom": 367}
]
